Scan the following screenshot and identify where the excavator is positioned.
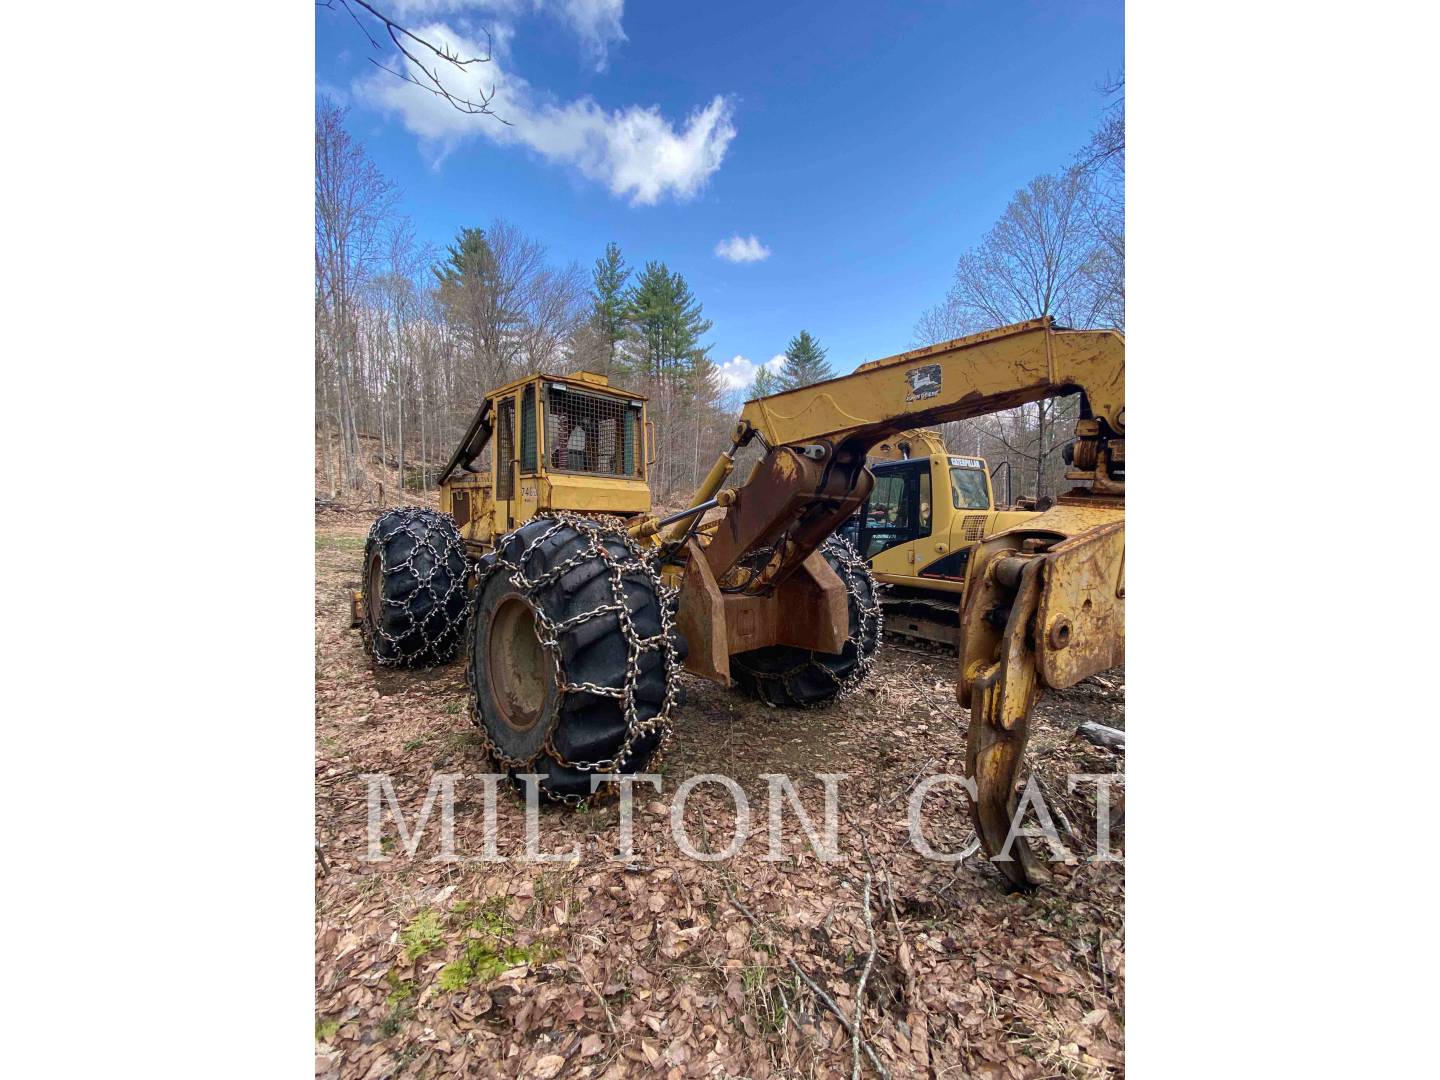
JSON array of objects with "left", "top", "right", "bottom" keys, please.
[
  {"left": 840, "top": 427, "right": 1040, "bottom": 647},
  {"left": 359, "top": 316, "right": 1123, "bottom": 889}
]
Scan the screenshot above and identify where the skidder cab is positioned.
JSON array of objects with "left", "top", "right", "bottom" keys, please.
[{"left": 439, "top": 370, "right": 653, "bottom": 557}]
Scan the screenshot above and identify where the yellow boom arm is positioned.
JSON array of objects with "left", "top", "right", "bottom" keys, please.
[
  {"left": 736, "top": 317, "right": 1123, "bottom": 450},
  {"left": 668, "top": 316, "right": 1125, "bottom": 889}
]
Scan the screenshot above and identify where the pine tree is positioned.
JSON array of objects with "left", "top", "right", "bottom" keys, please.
[
  {"left": 751, "top": 364, "right": 780, "bottom": 397},
  {"left": 622, "top": 261, "right": 716, "bottom": 496},
  {"left": 432, "top": 226, "right": 493, "bottom": 290},
  {"left": 623, "top": 261, "right": 713, "bottom": 384},
  {"left": 590, "top": 242, "right": 630, "bottom": 375},
  {"left": 778, "top": 330, "right": 833, "bottom": 390},
  {"left": 432, "top": 226, "right": 519, "bottom": 393}
]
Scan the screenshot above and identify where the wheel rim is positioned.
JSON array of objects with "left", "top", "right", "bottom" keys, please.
[
  {"left": 366, "top": 552, "right": 383, "bottom": 627},
  {"left": 487, "top": 594, "right": 548, "bottom": 732}
]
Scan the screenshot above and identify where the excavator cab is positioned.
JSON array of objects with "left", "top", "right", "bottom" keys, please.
[{"left": 840, "top": 445, "right": 1037, "bottom": 646}]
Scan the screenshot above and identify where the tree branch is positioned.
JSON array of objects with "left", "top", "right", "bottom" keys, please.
[{"left": 325, "top": 0, "right": 510, "bottom": 123}]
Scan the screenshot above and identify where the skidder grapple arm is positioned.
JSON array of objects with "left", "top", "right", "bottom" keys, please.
[{"left": 638, "top": 317, "right": 1125, "bottom": 888}]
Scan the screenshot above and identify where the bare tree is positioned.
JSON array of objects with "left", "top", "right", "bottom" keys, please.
[
  {"left": 914, "top": 116, "right": 1124, "bottom": 501},
  {"left": 1077, "top": 72, "right": 1125, "bottom": 331},
  {"left": 319, "top": 0, "right": 508, "bottom": 122},
  {"left": 434, "top": 219, "right": 587, "bottom": 393},
  {"left": 374, "top": 218, "right": 431, "bottom": 495},
  {"left": 315, "top": 100, "right": 397, "bottom": 492},
  {"left": 922, "top": 169, "right": 1108, "bottom": 336}
]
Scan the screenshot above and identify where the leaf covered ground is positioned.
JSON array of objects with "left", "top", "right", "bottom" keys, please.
[{"left": 316, "top": 513, "right": 1125, "bottom": 1078}]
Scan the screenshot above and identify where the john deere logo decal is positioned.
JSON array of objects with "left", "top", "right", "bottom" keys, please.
[{"left": 906, "top": 364, "right": 942, "bottom": 402}]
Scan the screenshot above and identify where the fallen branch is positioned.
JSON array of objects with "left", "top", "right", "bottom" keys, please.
[
  {"left": 1075, "top": 721, "right": 1126, "bottom": 752},
  {"left": 572, "top": 961, "right": 618, "bottom": 1035},
  {"left": 786, "top": 956, "right": 891, "bottom": 1080},
  {"left": 725, "top": 882, "right": 889, "bottom": 1079},
  {"left": 852, "top": 872, "right": 877, "bottom": 1080}
]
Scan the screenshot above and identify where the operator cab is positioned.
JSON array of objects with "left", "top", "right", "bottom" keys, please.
[
  {"left": 842, "top": 454, "right": 993, "bottom": 559},
  {"left": 439, "top": 371, "right": 651, "bottom": 557}
]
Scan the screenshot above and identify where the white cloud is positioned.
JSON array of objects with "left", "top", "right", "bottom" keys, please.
[
  {"left": 560, "top": 0, "right": 627, "bottom": 71},
  {"left": 354, "top": 22, "right": 736, "bottom": 205},
  {"left": 714, "top": 234, "right": 771, "bottom": 263},
  {"left": 382, "top": 1, "right": 625, "bottom": 71},
  {"left": 717, "top": 353, "right": 786, "bottom": 391}
]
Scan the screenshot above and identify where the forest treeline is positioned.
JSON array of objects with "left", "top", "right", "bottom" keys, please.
[
  {"left": 917, "top": 75, "right": 1125, "bottom": 500},
  {"left": 316, "top": 74, "right": 1122, "bottom": 507},
  {"left": 317, "top": 101, "right": 737, "bottom": 502}
]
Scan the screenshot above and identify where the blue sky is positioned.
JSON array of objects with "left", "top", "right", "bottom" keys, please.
[{"left": 316, "top": 1, "right": 1122, "bottom": 393}]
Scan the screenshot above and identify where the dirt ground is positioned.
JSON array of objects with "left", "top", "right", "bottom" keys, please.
[{"left": 316, "top": 512, "right": 1125, "bottom": 1079}]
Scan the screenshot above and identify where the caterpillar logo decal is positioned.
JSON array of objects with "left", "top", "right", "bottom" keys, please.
[{"left": 905, "top": 364, "right": 942, "bottom": 401}]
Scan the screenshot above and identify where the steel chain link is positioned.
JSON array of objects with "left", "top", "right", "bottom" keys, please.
[
  {"left": 727, "top": 533, "right": 884, "bottom": 698},
  {"left": 467, "top": 513, "right": 685, "bottom": 806},
  {"left": 364, "top": 507, "right": 472, "bottom": 667}
]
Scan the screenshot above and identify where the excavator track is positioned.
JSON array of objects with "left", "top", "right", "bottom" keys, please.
[{"left": 881, "top": 592, "right": 961, "bottom": 649}]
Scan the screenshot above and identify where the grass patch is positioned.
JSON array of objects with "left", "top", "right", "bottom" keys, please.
[
  {"left": 379, "top": 971, "right": 419, "bottom": 1038},
  {"left": 437, "top": 940, "right": 547, "bottom": 992},
  {"left": 742, "top": 964, "right": 788, "bottom": 1034},
  {"left": 315, "top": 1016, "right": 341, "bottom": 1042},
  {"left": 469, "top": 895, "right": 515, "bottom": 937},
  {"left": 435, "top": 894, "right": 552, "bottom": 992},
  {"left": 385, "top": 969, "right": 418, "bottom": 1007},
  {"left": 315, "top": 534, "right": 368, "bottom": 551},
  {"left": 441, "top": 700, "right": 464, "bottom": 716},
  {"left": 401, "top": 909, "right": 446, "bottom": 962},
  {"left": 402, "top": 737, "right": 427, "bottom": 752},
  {"left": 377, "top": 1006, "right": 412, "bottom": 1038}
]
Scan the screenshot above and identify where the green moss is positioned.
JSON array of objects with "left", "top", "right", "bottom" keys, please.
[
  {"left": 470, "top": 895, "right": 514, "bottom": 937},
  {"left": 377, "top": 1004, "right": 411, "bottom": 1038},
  {"left": 385, "top": 969, "right": 417, "bottom": 1006},
  {"left": 315, "top": 1017, "right": 341, "bottom": 1042},
  {"left": 401, "top": 909, "right": 446, "bottom": 963},
  {"left": 437, "top": 940, "right": 550, "bottom": 992}
]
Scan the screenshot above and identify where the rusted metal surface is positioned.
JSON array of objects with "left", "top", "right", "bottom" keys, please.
[
  {"left": 365, "top": 554, "right": 383, "bottom": 627},
  {"left": 486, "top": 594, "right": 548, "bottom": 733},
  {"left": 702, "top": 445, "right": 871, "bottom": 597},
  {"left": 676, "top": 538, "right": 851, "bottom": 683},
  {"left": 1036, "top": 521, "right": 1125, "bottom": 689},
  {"left": 964, "top": 555, "right": 1050, "bottom": 889},
  {"left": 722, "top": 548, "right": 848, "bottom": 655},
  {"left": 674, "top": 538, "right": 730, "bottom": 683},
  {"left": 957, "top": 496, "right": 1126, "bottom": 887}
]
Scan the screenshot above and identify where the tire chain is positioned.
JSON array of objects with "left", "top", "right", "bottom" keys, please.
[
  {"left": 817, "top": 534, "right": 885, "bottom": 693},
  {"left": 466, "top": 512, "right": 685, "bottom": 806},
  {"left": 731, "top": 534, "right": 885, "bottom": 700},
  {"left": 363, "top": 507, "right": 473, "bottom": 667}
]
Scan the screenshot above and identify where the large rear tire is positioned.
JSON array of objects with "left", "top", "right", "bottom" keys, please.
[
  {"left": 731, "top": 535, "right": 882, "bottom": 706},
  {"left": 361, "top": 507, "right": 471, "bottom": 667},
  {"left": 467, "top": 515, "right": 687, "bottom": 803}
]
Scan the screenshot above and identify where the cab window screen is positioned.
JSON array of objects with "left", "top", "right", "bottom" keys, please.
[
  {"left": 544, "top": 385, "right": 642, "bottom": 477},
  {"left": 950, "top": 467, "right": 989, "bottom": 510},
  {"left": 496, "top": 399, "right": 515, "bottom": 499},
  {"left": 520, "top": 385, "right": 538, "bottom": 472}
]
